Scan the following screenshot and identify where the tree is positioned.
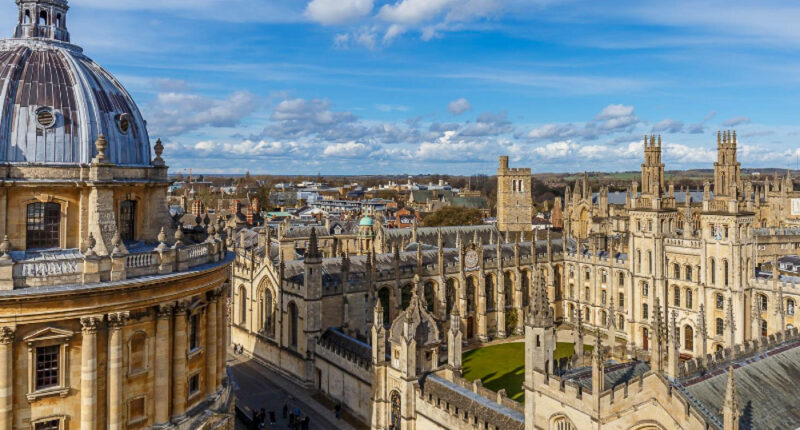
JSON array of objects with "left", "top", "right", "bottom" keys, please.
[{"left": 422, "top": 207, "right": 484, "bottom": 227}]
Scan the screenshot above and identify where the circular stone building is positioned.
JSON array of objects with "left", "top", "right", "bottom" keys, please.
[{"left": 0, "top": 1, "right": 233, "bottom": 429}]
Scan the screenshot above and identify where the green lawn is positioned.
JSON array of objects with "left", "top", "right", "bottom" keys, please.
[{"left": 461, "top": 342, "right": 592, "bottom": 402}]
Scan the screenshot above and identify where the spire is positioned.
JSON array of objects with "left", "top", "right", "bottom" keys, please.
[
  {"left": 529, "top": 270, "right": 552, "bottom": 327},
  {"left": 305, "top": 227, "right": 321, "bottom": 260},
  {"left": 447, "top": 307, "right": 462, "bottom": 372},
  {"left": 725, "top": 296, "right": 736, "bottom": 346},
  {"left": 723, "top": 366, "right": 740, "bottom": 430},
  {"left": 698, "top": 304, "right": 708, "bottom": 356}
]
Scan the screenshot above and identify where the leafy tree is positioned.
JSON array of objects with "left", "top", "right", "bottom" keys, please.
[{"left": 422, "top": 207, "right": 484, "bottom": 227}]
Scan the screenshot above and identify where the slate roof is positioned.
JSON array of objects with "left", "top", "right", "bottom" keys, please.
[
  {"left": 421, "top": 374, "right": 524, "bottom": 430},
  {"left": 317, "top": 328, "right": 372, "bottom": 367},
  {"left": 562, "top": 360, "right": 650, "bottom": 391},
  {"left": 680, "top": 340, "right": 800, "bottom": 430}
]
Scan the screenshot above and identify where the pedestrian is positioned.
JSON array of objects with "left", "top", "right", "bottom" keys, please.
[
  {"left": 335, "top": 402, "right": 341, "bottom": 419},
  {"left": 250, "top": 409, "right": 259, "bottom": 430},
  {"left": 289, "top": 411, "right": 295, "bottom": 428},
  {"left": 282, "top": 403, "right": 288, "bottom": 419},
  {"left": 302, "top": 416, "right": 310, "bottom": 430},
  {"left": 259, "top": 408, "right": 266, "bottom": 429},
  {"left": 269, "top": 410, "right": 276, "bottom": 425}
]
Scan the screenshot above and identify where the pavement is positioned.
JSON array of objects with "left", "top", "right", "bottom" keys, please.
[{"left": 228, "top": 351, "right": 362, "bottom": 430}]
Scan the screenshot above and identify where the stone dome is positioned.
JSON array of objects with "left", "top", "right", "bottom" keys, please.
[
  {"left": 0, "top": 0, "right": 151, "bottom": 166},
  {"left": 359, "top": 215, "right": 374, "bottom": 226}
]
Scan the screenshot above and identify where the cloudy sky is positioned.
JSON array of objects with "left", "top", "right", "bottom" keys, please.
[{"left": 5, "top": 0, "right": 800, "bottom": 174}]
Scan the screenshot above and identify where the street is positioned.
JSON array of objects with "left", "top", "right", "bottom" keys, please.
[{"left": 229, "top": 353, "right": 365, "bottom": 430}]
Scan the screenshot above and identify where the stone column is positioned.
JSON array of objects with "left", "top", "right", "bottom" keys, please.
[
  {"left": 154, "top": 304, "right": 173, "bottom": 425},
  {"left": 0, "top": 327, "right": 13, "bottom": 430},
  {"left": 107, "top": 312, "right": 129, "bottom": 430},
  {"left": 172, "top": 301, "right": 189, "bottom": 420},
  {"left": 205, "top": 291, "right": 218, "bottom": 397},
  {"left": 217, "top": 287, "right": 227, "bottom": 389},
  {"left": 81, "top": 316, "right": 102, "bottom": 430}
]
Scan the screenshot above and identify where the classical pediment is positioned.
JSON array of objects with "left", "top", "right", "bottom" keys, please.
[{"left": 22, "top": 327, "right": 74, "bottom": 344}]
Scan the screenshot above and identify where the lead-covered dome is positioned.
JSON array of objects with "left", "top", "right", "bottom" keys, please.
[{"left": 0, "top": 0, "right": 151, "bottom": 165}]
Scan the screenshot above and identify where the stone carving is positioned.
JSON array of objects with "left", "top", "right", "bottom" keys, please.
[{"left": 80, "top": 316, "right": 103, "bottom": 333}]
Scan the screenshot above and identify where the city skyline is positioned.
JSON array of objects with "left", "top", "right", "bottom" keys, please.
[{"left": 4, "top": 0, "right": 800, "bottom": 174}]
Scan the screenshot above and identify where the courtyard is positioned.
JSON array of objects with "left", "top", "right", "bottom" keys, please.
[{"left": 461, "top": 341, "right": 593, "bottom": 401}]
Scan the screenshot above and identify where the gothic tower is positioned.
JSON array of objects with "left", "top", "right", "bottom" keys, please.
[
  {"left": 497, "top": 156, "right": 533, "bottom": 235},
  {"left": 714, "top": 130, "right": 741, "bottom": 199},
  {"left": 641, "top": 135, "right": 665, "bottom": 197}
]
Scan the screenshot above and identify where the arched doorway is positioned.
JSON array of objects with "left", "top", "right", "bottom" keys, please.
[
  {"left": 642, "top": 327, "right": 649, "bottom": 350},
  {"left": 684, "top": 325, "right": 693, "bottom": 352}
]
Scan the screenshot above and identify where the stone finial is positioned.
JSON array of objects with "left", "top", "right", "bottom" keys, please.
[
  {"left": 153, "top": 138, "right": 165, "bottom": 166},
  {"left": 0, "top": 235, "right": 11, "bottom": 260},
  {"left": 108, "top": 231, "right": 121, "bottom": 256},
  {"left": 85, "top": 232, "right": 97, "bottom": 256},
  {"left": 92, "top": 134, "right": 108, "bottom": 164},
  {"left": 173, "top": 225, "right": 184, "bottom": 248},
  {"left": 157, "top": 227, "right": 168, "bottom": 249}
]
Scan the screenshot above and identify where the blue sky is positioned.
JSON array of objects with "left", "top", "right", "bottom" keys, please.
[{"left": 4, "top": 0, "right": 800, "bottom": 175}]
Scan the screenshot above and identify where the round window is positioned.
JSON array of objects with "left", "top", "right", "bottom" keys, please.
[
  {"left": 35, "top": 107, "right": 56, "bottom": 128},
  {"left": 117, "top": 113, "right": 131, "bottom": 134}
]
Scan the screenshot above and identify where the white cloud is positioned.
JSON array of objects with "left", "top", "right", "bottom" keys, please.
[
  {"left": 323, "top": 141, "right": 374, "bottom": 158},
  {"left": 527, "top": 123, "right": 577, "bottom": 140},
  {"left": 145, "top": 91, "right": 260, "bottom": 137},
  {"left": 723, "top": 116, "right": 751, "bottom": 127},
  {"left": 305, "top": 0, "right": 373, "bottom": 25},
  {"left": 447, "top": 98, "right": 472, "bottom": 115},
  {"left": 652, "top": 118, "right": 684, "bottom": 133},
  {"left": 591, "top": 104, "right": 639, "bottom": 132},
  {"left": 378, "top": 0, "right": 455, "bottom": 26},
  {"left": 532, "top": 140, "right": 576, "bottom": 159}
]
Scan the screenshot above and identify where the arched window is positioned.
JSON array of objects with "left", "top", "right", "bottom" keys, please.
[
  {"left": 238, "top": 286, "right": 247, "bottom": 325},
  {"left": 26, "top": 202, "right": 61, "bottom": 249},
  {"left": 504, "top": 271, "right": 514, "bottom": 309},
  {"left": 647, "top": 251, "right": 652, "bottom": 274},
  {"left": 684, "top": 325, "right": 694, "bottom": 351},
  {"left": 673, "top": 263, "right": 680, "bottom": 279},
  {"left": 723, "top": 260, "right": 729, "bottom": 286},
  {"left": 601, "top": 290, "right": 607, "bottom": 305},
  {"left": 685, "top": 265, "right": 693, "bottom": 281},
  {"left": 552, "top": 416, "right": 577, "bottom": 430},
  {"left": 710, "top": 258, "right": 716, "bottom": 284},
  {"left": 618, "top": 292, "right": 624, "bottom": 308},
  {"left": 642, "top": 282, "right": 649, "bottom": 297},
  {"left": 466, "top": 277, "right": 476, "bottom": 313},
  {"left": 673, "top": 287, "right": 681, "bottom": 307},
  {"left": 716, "top": 293, "right": 724, "bottom": 310},
  {"left": 686, "top": 289, "right": 693, "bottom": 309},
  {"left": 120, "top": 200, "right": 136, "bottom": 242},
  {"left": 484, "top": 275, "right": 495, "bottom": 311},
  {"left": 378, "top": 287, "right": 391, "bottom": 325},
  {"left": 128, "top": 331, "right": 147, "bottom": 374},
  {"left": 261, "top": 288, "right": 273, "bottom": 336},
  {"left": 618, "top": 272, "right": 625, "bottom": 287},
  {"left": 569, "top": 304, "right": 575, "bottom": 320},
  {"left": 636, "top": 249, "right": 642, "bottom": 272},
  {"left": 584, "top": 268, "right": 590, "bottom": 281},
  {"left": 288, "top": 302, "right": 298, "bottom": 348},
  {"left": 601, "top": 270, "right": 607, "bottom": 284},
  {"left": 601, "top": 311, "right": 607, "bottom": 326},
  {"left": 761, "top": 319, "right": 768, "bottom": 337},
  {"left": 424, "top": 281, "right": 436, "bottom": 313},
  {"left": 390, "top": 391, "right": 401, "bottom": 430},
  {"left": 618, "top": 315, "right": 625, "bottom": 329},
  {"left": 759, "top": 294, "right": 768, "bottom": 311},
  {"left": 584, "top": 287, "right": 589, "bottom": 301},
  {"left": 445, "top": 279, "right": 456, "bottom": 316},
  {"left": 24, "top": 10, "right": 31, "bottom": 25},
  {"left": 788, "top": 299, "right": 796, "bottom": 316},
  {"left": 716, "top": 318, "right": 724, "bottom": 336},
  {"left": 642, "top": 304, "right": 649, "bottom": 319},
  {"left": 401, "top": 284, "right": 413, "bottom": 310},
  {"left": 521, "top": 271, "right": 530, "bottom": 307},
  {"left": 38, "top": 10, "right": 47, "bottom": 26},
  {"left": 584, "top": 307, "right": 590, "bottom": 322}
]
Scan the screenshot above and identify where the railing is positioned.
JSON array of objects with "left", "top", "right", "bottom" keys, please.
[{"left": 4, "top": 240, "right": 225, "bottom": 290}]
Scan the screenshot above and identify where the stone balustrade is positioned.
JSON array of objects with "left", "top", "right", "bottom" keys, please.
[{"left": 0, "top": 239, "right": 226, "bottom": 290}]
